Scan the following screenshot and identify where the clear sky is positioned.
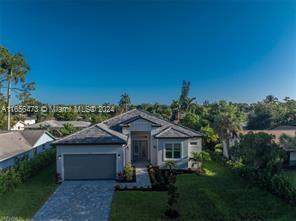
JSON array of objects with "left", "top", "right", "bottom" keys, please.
[{"left": 0, "top": 0, "right": 295, "bottom": 104}]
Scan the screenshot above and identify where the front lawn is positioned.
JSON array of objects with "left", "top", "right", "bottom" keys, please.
[
  {"left": 0, "top": 164, "right": 57, "bottom": 219},
  {"left": 284, "top": 170, "right": 296, "bottom": 187},
  {"left": 110, "top": 161, "right": 296, "bottom": 221}
]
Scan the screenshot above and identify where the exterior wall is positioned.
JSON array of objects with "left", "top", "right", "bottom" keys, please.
[
  {"left": 11, "top": 121, "right": 25, "bottom": 131},
  {"left": 24, "top": 119, "right": 36, "bottom": 125},
  {"left": 34, "top": 133, "right": 55, "bottom": 154},
  {"left": 124, "top": 118, "right": 154, "bottom": 163},
  {"left": 113, "top": 118, "right": 203, "bottom": 169},
  {"left": 0, "top": 149, "right": 34, "bottom": 170},
  {"left": 157, "top": 138, "right": 187, "bottom": 169},
  {"left": 156, "top": 137, "right": 202, "bottom": 169},
  {"left": 128, "top": 119, "right": 152, "bottom": 131},
  {"left": 151, "top": 136, "right": 158, "bottom": 164},
  {"left": 187, "top": 138, "right": 203, "bottom": 167},
  {"left": 56, "top": 144, "right": 124, "bottom": 181}
]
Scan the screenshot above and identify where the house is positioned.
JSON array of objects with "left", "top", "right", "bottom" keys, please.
[
  {"left": 0, "top": 130, "right": 55, "bottom": 170},
  {"left": 223, "top": 129, "right": 296, "bottom": 167},
  {"left": 11, "top": 118, "right": 36, "bottom": 131},
  {"left": 26, "top": 120, "right": 91, "bottom": 130},
  {"left": 53, "top": 109, "right": 203, "bottom": 181}
]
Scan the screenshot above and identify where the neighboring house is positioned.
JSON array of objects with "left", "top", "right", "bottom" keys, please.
[
  {"left": 223, "top": 129, "right": 296, "bottom": 167},
  {"left": 54, "top": 109, "right": 203, "bottom": 181},
  {"left": 0, "top": 130, "right": 55, "bottom": 170},
  {"left": 26, "top": 120, "right": 91, "bottom": 130},
  {"left": 11, "top": 118, "right": 36, "bottom": 131}
]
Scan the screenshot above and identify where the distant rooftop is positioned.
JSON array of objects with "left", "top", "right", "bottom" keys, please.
[
  {"left": 0, "top": 130, "right": 55, "bottom": 161},
  {"left": 26, "top": 120, "right": 91, "bottom": 129},
  {"left": 272, "top": 125, "right": 296, "bottom": 130}
]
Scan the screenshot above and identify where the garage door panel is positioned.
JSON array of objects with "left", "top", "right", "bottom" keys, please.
[{"left": 64, "top": 154, "right": 116, "bottom": 180}]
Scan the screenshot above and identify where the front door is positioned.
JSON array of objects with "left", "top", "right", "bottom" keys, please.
[{"left": 132, "top": 140, "right": 148, "bottom": 161}]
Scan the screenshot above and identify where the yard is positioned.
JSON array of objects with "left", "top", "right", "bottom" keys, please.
[
  {"left": 0, "top": 164, "right": 57, "bottom": 220},
  {"left": 110, "top": 160, "right": 296, "bottom": 221},
  {"left": 285, "top": 170, "right": 296, "bottom": 187}
]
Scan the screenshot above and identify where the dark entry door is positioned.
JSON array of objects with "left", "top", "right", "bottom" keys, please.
[{"left": 132, "top": 140, "right": 148, "bottom": 161}]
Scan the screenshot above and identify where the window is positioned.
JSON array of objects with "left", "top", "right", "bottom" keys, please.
[
  {"left": 190, "top": 142, "right": 198, "bottom": 145},
  {"left": 165, "top": 143, "right": 181, "bottom": 160}
]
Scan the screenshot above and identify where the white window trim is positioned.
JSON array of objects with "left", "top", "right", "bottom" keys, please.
[{"left": 164, "top": 142, "right": 183, "bottom": 161}]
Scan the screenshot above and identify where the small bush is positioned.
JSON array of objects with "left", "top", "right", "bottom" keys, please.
[{"left": 124, "top": 162, "right": 134, "bottom": 181}]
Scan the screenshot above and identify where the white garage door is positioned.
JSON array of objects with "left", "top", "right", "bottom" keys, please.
[{"left": 63, "top": 154, "right": 116, "bottom": 180}]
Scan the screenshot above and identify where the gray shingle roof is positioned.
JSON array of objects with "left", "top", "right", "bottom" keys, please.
[
  {"left": 103, "top": 109, "right": 203, "bottom": 137},
  {"left": 54, "top": 109, "right": 202, "bottom": 146},
  {"left": 26, "top": 120, "right": 91, "bottom": 129},
  {"left": 53, "top": 124, "right": 128, "bottom": 145},
  {"left": 154, "top": 127, "right": 191, "bottom": 138},
  {"left": 0, "top": 130, "right": 54, "bottom": 161}
]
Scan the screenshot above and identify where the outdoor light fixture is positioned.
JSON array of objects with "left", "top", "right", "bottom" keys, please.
[
  {"left": 58, "top": 155, "right": 62, "bottom": 160},
  {"left": 117, "top": 154, "right": 121, "bottom": 158}
]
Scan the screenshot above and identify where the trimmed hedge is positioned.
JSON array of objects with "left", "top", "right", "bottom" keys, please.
[
  {"left": 209, "top": 151, "right": 296, "bottom": 206},
  {"left": 0, "top": 148, "right": 56, "bottom": 194}
]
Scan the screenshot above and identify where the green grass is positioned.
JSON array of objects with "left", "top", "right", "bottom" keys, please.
[
  {"left": 110, "top": 161, "right": 296, "bottom": 221},
  {"left": 0, "top": 164, "right": 57, "bottom": 220},
  {"left": 284, "top": 170, "right": 296, "bottom": 187}
]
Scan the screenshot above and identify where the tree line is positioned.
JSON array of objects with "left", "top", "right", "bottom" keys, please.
[{"left": 1, "top": 46, "right": 295, "bottom": 140}]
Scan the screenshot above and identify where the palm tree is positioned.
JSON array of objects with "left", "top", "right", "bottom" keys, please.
[
  {"left": 211, "top": 101, "right": 245, "bottom": 159},
  {"left": 118, "top": 93, "right": 131, "bottom": 113},
  {"left": 0, "top": 46, "right": 29, "bottom": 130},
  {"left": 170, "top": 99, "right": 181, "bottom": 122},
  {"left": 184, "top": 97, "right": 196, "bottom": 112}
]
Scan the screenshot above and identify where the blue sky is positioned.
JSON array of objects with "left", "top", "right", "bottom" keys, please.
[{"left": 0, "top": 0, "right": 295, "bottom": 104}]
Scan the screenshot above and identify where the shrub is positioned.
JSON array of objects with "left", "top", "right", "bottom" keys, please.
[
  {"left": 147, "top": 164, "right": 169, "bottom": 191},
  {"left": 0, "top": 148, "right": 56, "bottom": 194},
  {"left": 164, "top": 171, "right": 179, "bottom": 218},
  {"left": 164, "top": 161, "right": 176, "bottom": 170},
  {"left": 124, "top": 162, "right": 134, "bottom": 181}
]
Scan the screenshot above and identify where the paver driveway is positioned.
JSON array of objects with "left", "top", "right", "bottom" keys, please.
[{"left": 33, "top": 180, "right": 115, "bottom": 221}]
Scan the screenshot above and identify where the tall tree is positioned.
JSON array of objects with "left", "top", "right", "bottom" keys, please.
[
  {"left": 118, "top": 93, "right": 131, "bottom": 113},
  {"left": 0, "top": 46, "right": 31, "bottom": 130},
  {"left": 179, "top": 80, "right": 191, "bottom": 102},
  {"left": 178, "top": 80, "right": 196, "bottom": 115}
]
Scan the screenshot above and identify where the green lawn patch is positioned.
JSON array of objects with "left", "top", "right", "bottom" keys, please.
[
  {"left": 0, "top": 164, "right": 57, "bottom": 220},
  {"left": 284, "top": 170, "right": 296, "bottom": 187},
  {"left": 110, "top": 161, "right": 296, "bottom": 221}
]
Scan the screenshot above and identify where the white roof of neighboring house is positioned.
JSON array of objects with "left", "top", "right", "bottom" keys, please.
[
  {"left": 0, "top": 130, "right": 55, "bottom": 162},
  {"left": 26, "top": 120, "right": 91, "bottom": 129}
]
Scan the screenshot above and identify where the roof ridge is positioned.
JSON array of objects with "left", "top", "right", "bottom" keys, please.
[
  {"left": 155, "top": 126, "right": 192, "bottom": 137},
  {"left": 101, "top": 109, "right": 137, "bottom": 125},
  {"left": 137, "top": 109, "right": 203, "bottom": 136},
  {"left": 52, "top": 124, "right": 97, "bottom": 144},
  {"left": 96, "top": 123, "right": 127, "bottom": 141},
  {"left": 154, "top": 126, "right": 171, "bottom": 137}
]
